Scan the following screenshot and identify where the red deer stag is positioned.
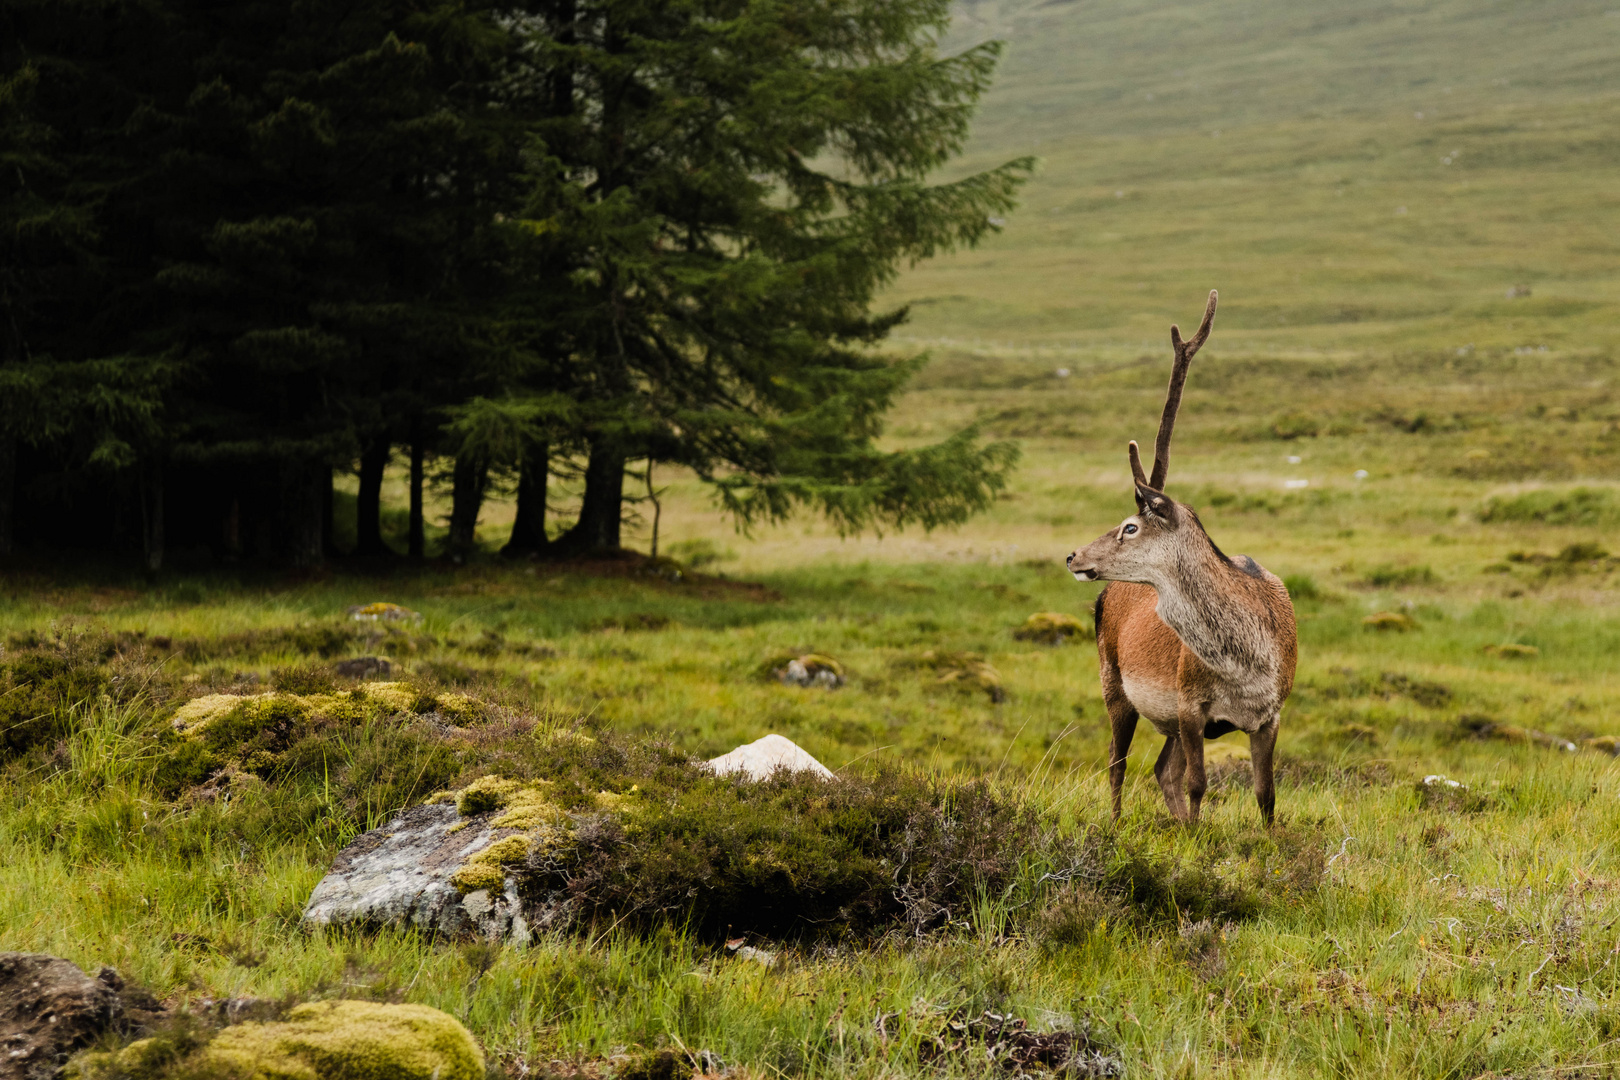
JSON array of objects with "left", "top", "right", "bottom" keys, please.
[{"left": 1065, "top": 291, "right": 1296, "bottom": 825}]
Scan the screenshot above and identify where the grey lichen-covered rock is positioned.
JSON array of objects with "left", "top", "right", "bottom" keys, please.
[
  {"left": 708, "top": 733, "right": 835, "bottom": 782},
  {"left": 302, "top": 803, "right": 531, "bottom": 944}
]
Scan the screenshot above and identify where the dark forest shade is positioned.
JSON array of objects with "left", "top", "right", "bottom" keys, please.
[{"left": 0, "top": 0, "right": 1025, "bottom": 565}]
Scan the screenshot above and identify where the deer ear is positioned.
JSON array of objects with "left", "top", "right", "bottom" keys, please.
[{"left": 1135, "top": 483, "right": 1177, "bottom": 523}]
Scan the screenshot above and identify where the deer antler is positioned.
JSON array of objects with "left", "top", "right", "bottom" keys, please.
[
  {"left": 1128, "top": 440, "right": 1148, "bottom": 487},
  {"left": 1148, "top": 289, "right": 1218, "bottom": 490}
]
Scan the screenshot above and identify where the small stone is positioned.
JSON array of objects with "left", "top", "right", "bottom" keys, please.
[
  {"left": 708, "top": 734, "right": 835, "bottom": 782},
  {"left": 774, "top": 653, "right": 844, "bottom": 688},
  {"left": 333, "top": 656, "right": 392, "bottom": 679},
  {"left": 730, "top": 945, "right": 777, "bottom": 968},
  {"left": 348, "top": 602, "right": 421, "bottom": 623}
]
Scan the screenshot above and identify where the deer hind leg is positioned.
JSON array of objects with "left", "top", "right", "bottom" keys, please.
[
  {"left": 1102, "top": 668, "right": 1139, "bottom": 821},
  {"left": 1152, "top": 734, "right": 1187, "bottom": 820},
  {"left": 1249, "top": 715, "right": 1281, "bottom": 827},
  {"left": 1178, "top": 707, "right": 1210, "bottom": 824}
]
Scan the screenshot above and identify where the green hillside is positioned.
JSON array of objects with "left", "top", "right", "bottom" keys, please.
[
  {"left": 948, "top": 0, "right": 1620, "bottom": 144},
  {"left": 885, "top": 0, "right": 1620, "bottom": 351}
]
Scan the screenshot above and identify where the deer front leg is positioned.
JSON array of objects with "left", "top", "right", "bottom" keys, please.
[
  {"left": 1178, "top": 706, "right": 1210, "bottom": 824},
  {"left": 1249, "top": 714, "right": 1280, "bottom": 827},
  {"left": 1101, "top": 666, "right": 1139, "bottom": 821},
  {"left": 1152, "top": 733, "right": 1187, "bottom": 820}
]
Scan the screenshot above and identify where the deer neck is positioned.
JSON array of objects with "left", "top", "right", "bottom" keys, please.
[{"left": 1147, "top": 540, "right": 1272, "bottom": 682}]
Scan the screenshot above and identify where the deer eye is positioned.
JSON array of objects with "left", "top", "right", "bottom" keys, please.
[{"left": 1123, "top": 523, "right": 1138, "bottom": 536}]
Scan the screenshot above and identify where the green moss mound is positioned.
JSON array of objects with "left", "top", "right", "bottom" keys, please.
[
  {"left": 1012, "top": 611, "right": 1090, "bottom": 644},
  {"left": 68, "top": 1001, "right": 484, "bottom": 1080},
  {"left": 153, "top": 682, "right": 455, "bottom": 797}
]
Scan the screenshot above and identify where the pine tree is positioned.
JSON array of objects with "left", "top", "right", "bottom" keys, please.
[
  {"left": 512, "top": 0, "right": 1030, "bottom": 555},
  {"left": 3, "top": 0, "right": 534, "bottom": 565},
  {"left": 0, "top": 1, "right": 176, "bottom": 561}
]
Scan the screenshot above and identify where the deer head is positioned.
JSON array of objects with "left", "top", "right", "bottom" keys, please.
[{"left": 1067, "top": 290, "right": 1217, "bottom": 584}]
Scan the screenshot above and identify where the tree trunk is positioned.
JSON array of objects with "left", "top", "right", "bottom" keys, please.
[
  {"left": 356, "top": 436, "right": 392, "bottom": 556},
  {"left": 222, "top": 498, "right": 241, "bottom": 559},
  {"left": 408, "top": 435, "right": 425, "bottom": 560},
  {"left": 555, "top": 441, "right": 625, "bottom": 555},
  {"left": 503, "top": 442, "right": 550, "bottom": 556},
  {"left": 141, "top": 455, "right": 164, "bottom": 572},
  {"left": 320, "top": 465, "right": 335, "bottom": 557},
  {"left": 0, "top": 435, "right": 13, "bottom": 558},
  {"left": 282, "top": 460, "right": 324, "bottom": 569},
  {"left": 447, "top": 452, "right": 488, "bottom": 562}
]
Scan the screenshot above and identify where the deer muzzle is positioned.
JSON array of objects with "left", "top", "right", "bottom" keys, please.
[{"left": 1066, "top": 550, "right": 1098, "bottom": 582}]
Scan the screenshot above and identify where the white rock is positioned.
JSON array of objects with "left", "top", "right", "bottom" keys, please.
[
  {"left": 707, "top": 734, "right": 835, "bottom": 782},
  {"left": 302, "top": 802, "right": 530, "bottom": 945},
  {"left": 731, "top": 945, "right": 777, "bottom": 968}
]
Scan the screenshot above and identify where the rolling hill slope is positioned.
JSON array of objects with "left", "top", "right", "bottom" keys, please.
[{"left": 885, "top": 0, "right": 1620, "bottom": 351}]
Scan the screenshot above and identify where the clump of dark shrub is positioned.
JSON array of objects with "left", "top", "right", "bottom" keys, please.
[
  {"left": 1032, "top": 884, "right": 1120, "bottom": 949},
  {"left": 174, "top": 624, "right": 358, "bottom": 662},
  {"left": 508, "top": 735, "right": 1047, "bottom": 940},
  {"left": 460, "top": 630, "right": 506, "bottom": 658},
  {"left": 592, "top": 613, "right": 672, "bottom": 632},
  {"left": 1381, "top": 672, "right": 1452, "bottom": 708},
  {"left": 0, "top": 639, "right": 111, "bottom": 755},
  {"left": 1101, "top": 848, "right": 1262, "bottom": 925},
  {"left": 1176, "top": 918, "right": 1231, "bottom": 980},
  {"left": 1282, "top": 574, "right": 1321, "bottom": 601},
  {"left": 1360, "top": 564, "right": 1436, "bottom": 588},
  {"left": 271, "top": 663, "right": 336, "bottom": 695},
  {"left": 915, "top": 1007, "right": 1124, "bottom": 1078},
  {"left": 1481, "top": 488, "right": 1619, "bottom": 527},
  {"left": 1415, "top": 774, "right": 1495, "bottom": 813},
  {"left": 1031, "top": 825, "right": 1313, "bottom": 951},
  {"left": 415, "top": 659, "right": 478, "bottom": 686}
]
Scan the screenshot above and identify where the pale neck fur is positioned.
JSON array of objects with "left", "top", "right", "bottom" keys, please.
[{"left": 1145, "top": 537, "right": 1277, "bottom": 685}]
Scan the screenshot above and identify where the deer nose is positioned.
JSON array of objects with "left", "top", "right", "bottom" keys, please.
[{"left": 1065, "top": 551, "right": 1076, "bottom": 568}]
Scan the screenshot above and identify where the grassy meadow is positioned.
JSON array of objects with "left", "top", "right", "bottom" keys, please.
[{"left": 7, "top": 0, "right": 1620, "bottom": 1076}]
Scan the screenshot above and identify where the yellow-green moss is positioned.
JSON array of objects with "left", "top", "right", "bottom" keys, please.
[
  {"left": 913, "top": 650, "right": 1005, "bottom": 701},
  {"left": 210, "top": 1000, "right": 483, "bottom": 1080},
  {"left": 448, "top": 861, "right": 509, "bottom": 895},
  {"left": 1363, "top": 611, "right": 1417, "bottom": 632},
  {"left": 68, "top": 1001, "right": 483, "bottom": 1080},
  {"left": 171, "top": 692, "right": 273, "bottom": 733},
  {"left": 593, "top": 787, "right": 639, "bottom": 815},
  {"left": 294, "top": 692, "right": 367, "bottom": 723},
  {"left": 452, "top": 774, "right": 563, "bottom": 830},
  {"left": 66, "top": 1036, "right": 165, "bottom": 1078},
  {"left": 435, "top": 692, "right": 485, "bottom": 723},
  {"left": 799, "top": 653, "right": 844, "bottom": 678},
  {"left": 454, "top": 774, "right": 525, "bottom": 814},
  {"left": 537, "top": 727, "right": 597, "bottom": 748},
  {"left": 444, "top": 777, "right": 578, "bottom": 891},
  {"left": 172, "top": 684, "right": 412, "bottom": 739},
  {"left": 360, "top": 681, "right": 418, "bottom": 713},
  {"left": 491, "top": 787, "right": 565, "bottom": 831},
  {"left": 449, "top": 833, "right": 535, "bottom": 893}
]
